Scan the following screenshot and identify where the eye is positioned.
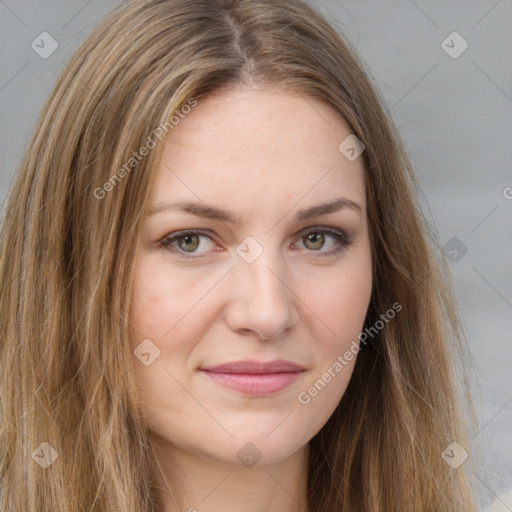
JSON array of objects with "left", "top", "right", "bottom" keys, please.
[
  {"left": 293, "top": 228, "right": 352, "bottom": 257},
  {"left": 160, "top": 227, "right": 352, "bottom": 260},
  {"left": 160, "top": 230, "right": 218, "bottom": 258}
]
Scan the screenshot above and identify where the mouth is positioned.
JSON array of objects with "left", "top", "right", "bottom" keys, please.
[{"left": 200, "top": 359, "right": 305, "bottom": 395}]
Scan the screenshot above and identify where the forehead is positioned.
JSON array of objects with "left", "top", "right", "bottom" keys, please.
[{"left": 151, "top": 87, "right": 366, "bottom": 220}]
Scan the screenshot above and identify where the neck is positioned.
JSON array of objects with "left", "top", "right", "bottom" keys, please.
[{"left": 150, "top": 434, "right": 310, "bottom": 512}]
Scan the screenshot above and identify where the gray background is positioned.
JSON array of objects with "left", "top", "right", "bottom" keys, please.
[{"left": 1, "top": 0, "right": 511, "bottom": 509}]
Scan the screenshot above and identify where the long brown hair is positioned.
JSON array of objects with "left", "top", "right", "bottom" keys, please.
[{"left": 0, "top": 0, "right": 478, "bottom": 510}]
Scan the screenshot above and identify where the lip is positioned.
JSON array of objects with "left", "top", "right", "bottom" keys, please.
[
  {"left": 201, "top": 359, "right": 304, "bottom": 374},
  {"left": 200, "top": 359, "right": 305, "bottom": 395}
]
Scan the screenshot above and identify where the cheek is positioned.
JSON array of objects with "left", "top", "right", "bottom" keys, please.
[
  {"left": 129, "top": 255, "right": 203, "bottom": 343},
  {"left": 129, "top": 255, "right": 222, "bottom": 399},
  {"left": 328, "top": 272, "right": 372, "bottom": 335},
  {"left": 128, "top": 258, "right": 198, "bottom": 426},
  {"left": 300, "top": 274, "right": 371, "bottom": 383},
  {"left": 128, "top": 257, "right": 198, "bottom": 408},
  {"left": 295, "top": 250, "right": 372, "bottom": 385},
  {"left": 293, "top": 265, "right": 372, "bottom": 435},
  {"left": 302, "top": 258, "right": 372, "bottom": 343}
]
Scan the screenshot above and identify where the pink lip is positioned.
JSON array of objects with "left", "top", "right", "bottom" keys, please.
[{"left": 200, "top": 359, "right": 305, "bottom": 395}]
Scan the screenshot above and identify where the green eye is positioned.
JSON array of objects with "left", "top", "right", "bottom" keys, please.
[
  {"left": 295, "top": 228, "right": 351, "bottom": 257},
  {"left": 175, "top": 233, "right": 200, "bottom": 252},
  {"left": 303, "top": 232, "right": 326, "bottom": 251},
  {"left": 160, "top": 228, "right": 352, "bottom": 260},
  {"left": 161, "top": 230, "right": 216, "bottom": 257}
]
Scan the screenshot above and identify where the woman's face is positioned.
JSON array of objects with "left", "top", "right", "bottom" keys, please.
[{"left": 129, "top": 86, "right": 372, "bottom": 466}]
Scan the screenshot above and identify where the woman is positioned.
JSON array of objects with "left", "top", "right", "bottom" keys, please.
[{"left": 0, "top": 0, "right": 478, "bottom": 510}]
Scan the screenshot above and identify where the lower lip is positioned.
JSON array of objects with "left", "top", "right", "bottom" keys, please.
[{"left": 201, "top": 370, "right": 303, "bottom": 395}]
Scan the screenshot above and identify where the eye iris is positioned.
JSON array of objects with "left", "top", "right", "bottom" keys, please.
[
  {"left": 304, "top": 232, "right": 325, "bottom": 250},
  {"left": 178, "top": 234, "right": 200, "bottom": 252}
]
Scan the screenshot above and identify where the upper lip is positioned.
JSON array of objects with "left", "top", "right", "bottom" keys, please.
[{"left": 201, "top": 359, "right": 304, "bottom": 374}]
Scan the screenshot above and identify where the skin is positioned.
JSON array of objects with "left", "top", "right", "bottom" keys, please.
[{"left": 129, "top": 85, "right": 373, "bottom": 512}]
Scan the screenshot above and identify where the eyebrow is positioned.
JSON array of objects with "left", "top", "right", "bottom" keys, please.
[{"left": 149, "top": 197, "right": 362, "bottom": 223}]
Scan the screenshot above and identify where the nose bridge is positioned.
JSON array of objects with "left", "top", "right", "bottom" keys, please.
[
  {"left": 227, "top": 240, "right": 297, "bottom": 338},
  {"left": 239, "top": 244, "right": 289, "bottom": 308},
  {"left": 246, "top": 251, "right": 286, "bottom": 301}
]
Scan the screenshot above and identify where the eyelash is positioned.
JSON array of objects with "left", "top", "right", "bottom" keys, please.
[{"left": 159, "top": 227, "right": 352, "bottom": 260}]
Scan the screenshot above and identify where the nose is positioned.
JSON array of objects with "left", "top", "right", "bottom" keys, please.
[{"left": 224, "top": 248, "right": 299, "bottom": 340}]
